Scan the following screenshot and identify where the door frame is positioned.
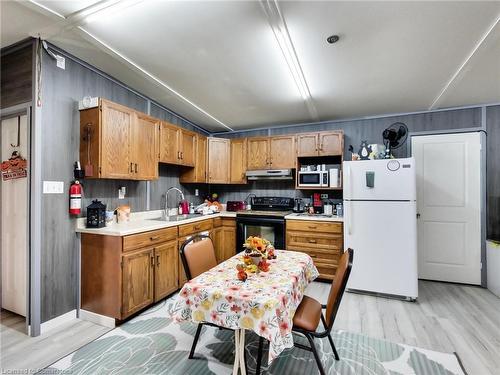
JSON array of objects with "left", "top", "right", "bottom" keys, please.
[
  {"left": 407, "top": 128, "right": 487, "bottom": 287},
  {"left": 0, "top": 102, "right": 41, "bottom": 336}
]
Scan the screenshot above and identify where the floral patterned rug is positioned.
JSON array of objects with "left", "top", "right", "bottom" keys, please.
[{"left": 41, "top": 298, "right": 466, "bottom": 375}]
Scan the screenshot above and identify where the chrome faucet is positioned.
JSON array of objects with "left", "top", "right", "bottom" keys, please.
[{"left": 164, "top": 187, "right": 185, "bottom": 218}]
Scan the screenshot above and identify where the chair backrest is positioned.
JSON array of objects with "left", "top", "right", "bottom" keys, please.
[
  {"left": 325, "top": 248, "right": 354, "bottom": 328},
  {"left": 179, "top": 234, "right": 218, "bottom": 280}
]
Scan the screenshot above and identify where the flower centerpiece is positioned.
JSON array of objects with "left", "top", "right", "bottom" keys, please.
[{"left": 235, "top": 236, "right": 275, "bottom": 281}]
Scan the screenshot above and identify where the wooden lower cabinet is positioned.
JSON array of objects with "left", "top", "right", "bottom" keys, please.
[
  {"left": 122, "top": 247, "right": 155, "bottom": 318},
  {"left": 154, "top": 240, "right": 179, "bottom": 302},
  {"left": 286, "top": 220, "right": 343, "bottom": 280},
  {"left": 213, "top": 218, "right": 236, "bottom": 263},
  {"left": 81, "top": 217, "right": 237, "bottom": 320},
  {"left": 81, "top": 228, "right": 179, "bottom": 321}
]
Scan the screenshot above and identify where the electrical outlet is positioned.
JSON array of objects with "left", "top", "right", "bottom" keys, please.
[
  {"left": 118, "top": 186, "right": 126, "bottom": 199},
  {"left": 43, "top": 181, "right": 64, "bottom": 194},
  {"left": 195, "top": 189, "right": 199, "bottom": 197},
  {"left": 320, "top": 193, "right": 329, "bottom": 199}
]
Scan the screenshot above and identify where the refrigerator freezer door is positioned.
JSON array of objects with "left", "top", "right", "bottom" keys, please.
[
  {"left": 343, "top": 158, "right": 416, "bottom": 201},
  {"left": 344, "top": 200, "right": 418, "bottom": 299}
]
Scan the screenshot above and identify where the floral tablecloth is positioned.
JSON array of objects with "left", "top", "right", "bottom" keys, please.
[{"left": 169, "top": 250, "right": 319, "bottom": 364}]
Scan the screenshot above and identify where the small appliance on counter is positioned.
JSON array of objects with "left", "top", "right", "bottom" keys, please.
[
  {"left": 86, "top": 200, "right": 106, "bottom": 228},
  {"left": 227, "top": 201, "right": 246, "bottom": 211},
  {"left": 293, "top": 198, "right": 305, "bottom": 213},
  {"left": 312, "top": 193, "right": 323, "bottom": 213}
]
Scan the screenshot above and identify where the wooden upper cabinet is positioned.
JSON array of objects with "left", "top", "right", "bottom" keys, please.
[
  {"left": 159, "top": 122, "right": 179, "bottom": 164},
  {"left": 99, "top": 100, "right": 134, "bottom": 179},
  {"left": 179, "top": 130, "right": 196, "bottom": 167},
  {"left": 154, "top": 240, "right": 178, "bottom": 302},
  {"left": 121, "top": 247, "right": 154, "bottom": 318},
  {"left": 297, "top": 131, "right": 344, "bottom": 157},
  {"left": 180, "top": 134, "right": 207, "bottom": 183},
  {"left": 247, "top": 137, "right": 269, "bottom": 170},
  {"left": 269, "top": 136, "right": 296, "bottom": 169},
  {"left": 318, "top": 131, "right": 343, "bottom": 156},
  {"left": 297, "top": 133, "right": 319, "bottom": 157},
  {"left": 159, "top": 122, "right": 196, "bottom": 166},
  {"left": 79, "top": 98, "right": 159, "bottom": 180},
  {"left": 208, "top": 137, "right": 230, "bottom": 183},
  {"left": 132, "top": 113, "right": 159, "bottom": 180},
  {"left": 230, "top": 138, "right": 247, "bottom": 184}
]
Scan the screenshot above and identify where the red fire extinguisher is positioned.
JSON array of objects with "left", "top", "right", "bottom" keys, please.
[{"left": 69, "top": 180, "right": 82, "bottom": 215}]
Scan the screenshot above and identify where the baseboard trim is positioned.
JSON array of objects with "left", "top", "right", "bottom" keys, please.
[
  {"left": 40, "top": 309, "right": 77, "bottom": 334},
  {"left": 79, "top": 309, "right": 116, "bottom": 329}
]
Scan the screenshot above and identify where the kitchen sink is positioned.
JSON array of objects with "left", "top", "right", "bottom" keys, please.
[{"left": 148, "top": 213, "right": 203, "bottom": 222}]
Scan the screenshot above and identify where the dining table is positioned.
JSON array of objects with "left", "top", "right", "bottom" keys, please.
[{"left": 170, "top": 249, "right": 319, "bottom": 374}]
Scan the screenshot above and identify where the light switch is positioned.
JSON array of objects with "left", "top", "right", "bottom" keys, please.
[{"left": 43, "top": 181, "right": 64, "bottom": 194}]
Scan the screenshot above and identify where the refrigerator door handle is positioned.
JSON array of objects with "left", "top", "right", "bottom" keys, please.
[
  {"left": 348, "top": 200, "right": 352, "bottom": 235},
  {"left": 347, "top": 164, "right": 353, "bottom": 199}
]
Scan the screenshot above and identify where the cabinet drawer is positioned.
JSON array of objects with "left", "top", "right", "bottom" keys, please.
[
  {"left": 178, "top": 219, "right": 213, "bottom": 237},
  {"left": 286, "top": 220, "right": 342, "bottom": 234},
  {"left": 286, "top": 231, "right": 342, "bottom": 252},
  {"left": 123, "top": 227, "right": 177, "bottom": 251},
  {"left": 291, "top": 247, "right": 340, "bottom": 265},
  {"left": 212, "top": 217, "right": 235, "bottom": 228}
]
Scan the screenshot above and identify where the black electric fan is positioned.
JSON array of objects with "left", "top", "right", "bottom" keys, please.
[{"left": 382, "top": 122, "right": 408, "bottom": 158}]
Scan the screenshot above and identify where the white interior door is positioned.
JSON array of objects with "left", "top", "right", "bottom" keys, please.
[
  {"left": 412, "top": 132, "right": 481, "bottom": 284},
  {"left": 1, "top": 115, "right": 28, "bottom": 316}
]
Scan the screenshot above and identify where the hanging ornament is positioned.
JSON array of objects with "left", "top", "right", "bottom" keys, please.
[{"left": 1, "top": 151, "right": 28, "bottom": 181}]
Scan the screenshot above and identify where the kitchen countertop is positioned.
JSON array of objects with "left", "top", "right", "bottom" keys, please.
[
  {"left": 285, "top": 213, "right": 344, "bottom": 222},
  {"left": 75, "top": 210, "right": 236, "bottom": 236}
]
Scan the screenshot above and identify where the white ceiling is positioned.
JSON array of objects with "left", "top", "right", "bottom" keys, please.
[{"left": 1, "top": 1, "right": 499, "bottom": 132}]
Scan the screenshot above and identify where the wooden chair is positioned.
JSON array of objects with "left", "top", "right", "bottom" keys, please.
[
  {"left": 179, "top": 234, "right": 232, "bottom": 359},
  {"left": 255, "top": 248, "right": 354, "bottom": 375}
]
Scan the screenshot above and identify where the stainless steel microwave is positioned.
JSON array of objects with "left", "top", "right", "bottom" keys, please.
[{"left": 298, "top": 170, "right": 329, "bottom": 187}]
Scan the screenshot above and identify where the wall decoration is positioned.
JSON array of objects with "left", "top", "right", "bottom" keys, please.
[{"left": 1, "top": 151, "right": 28, "bottom": 181}]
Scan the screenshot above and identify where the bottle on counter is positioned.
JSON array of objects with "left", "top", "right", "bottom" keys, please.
[
  {"left": 336, "top": 203, "right": 343, "bottom": 217},
  {"left": 189, "top": 202, "right": 195, "bottom": 214}
]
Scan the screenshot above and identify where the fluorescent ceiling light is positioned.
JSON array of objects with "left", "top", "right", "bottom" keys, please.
[
  {"left": 83, "top": 0, "right": 144, "bottom": 24},
  {"left": 28, "top": 0, "right": 66, "bottom": 18},
  {"left": 78, "top": 27, "right": 234, "bottom": 131},
  {"left": 260, "top": 0, "right": 318, "bottom": 120}
]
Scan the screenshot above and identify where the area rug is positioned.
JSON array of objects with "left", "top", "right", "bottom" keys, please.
[{"left": 41, "top": 298, "right": 466, "bottom": 375}]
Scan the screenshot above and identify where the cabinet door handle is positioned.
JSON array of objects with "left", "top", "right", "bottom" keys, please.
[
  {"left": 308, "top": 226, "right": 317, "bottom": 229},
  {"left": 150, "top": 236, "right": 160, "bottom": 241},
  {"left": 181, "top": 152, "right": 184, "bottom": 159},
  {"left": 130, "top": 162, "right": 133, "bottom": 173},
  {"left": 309, "top": 239, "right": 317, "bottom": 243},
  {"left": 194, "top": 225, "right": 201, "bottom": 230},
  {"left": 177, "top": 151, "right": 181, "bottom": 159},
  {"left": 135, "top": 163, "right": 138, "bottom": 173},
  {"left": 309, "top": 254, "right": 317, "bottom": 258},
  {"left": 150, "top": 256, "right": 154, "bottom": 267},
  {"left": 156, "top": 255, "right": 160, "bottom": 266}
]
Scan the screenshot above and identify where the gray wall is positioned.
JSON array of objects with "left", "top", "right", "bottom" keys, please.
[{"left": 39, "top": 46, "right": 206, "bottom": 322}]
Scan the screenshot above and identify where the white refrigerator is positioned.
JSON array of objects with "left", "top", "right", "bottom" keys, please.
[{"left": 343, "top": 158, "right": 418, "bottom": 300}]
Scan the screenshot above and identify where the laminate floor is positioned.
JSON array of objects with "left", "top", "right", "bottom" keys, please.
[
  {"left": 306, "top": 280, "right": 500, "bottom": 375},
  {"left": 0, "top": 309, "right": 110, "bottom": 371},
  {"left": 1, "top": 280, "right": 499, "bottom": 374}
]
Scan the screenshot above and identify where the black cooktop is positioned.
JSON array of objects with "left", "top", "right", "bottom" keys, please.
[{"left": 250, "top": 196, "right": 294, "bottom": 211}]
